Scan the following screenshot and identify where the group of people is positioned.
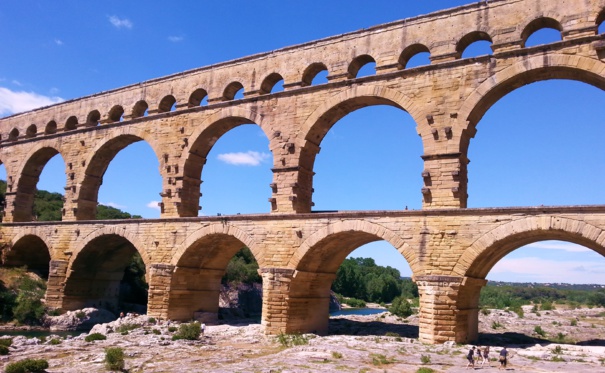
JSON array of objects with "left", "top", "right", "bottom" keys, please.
[{"left": 466, "top": 345, "right": 509, "bottom": 369}]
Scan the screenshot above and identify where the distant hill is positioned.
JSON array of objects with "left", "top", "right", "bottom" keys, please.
[{"left": 0, "top": 179, "right": 142, "bottom": 220}]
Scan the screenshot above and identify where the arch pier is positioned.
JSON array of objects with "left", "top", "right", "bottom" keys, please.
[{"left": 1, "top": 0, "right": 605, "bottom": 344}]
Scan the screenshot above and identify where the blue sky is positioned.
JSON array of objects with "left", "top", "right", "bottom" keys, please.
[{"left": 1, "top": 1, "right": 605, "bottom": 284}]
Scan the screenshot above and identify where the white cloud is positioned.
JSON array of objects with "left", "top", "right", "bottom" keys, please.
[
  {"left": 217, "top": 151, "right": 270, "bottom": 166},
  {"left": 12, "top": 80, "right": 22, "bottom": 86},
  {"left": 147, "top": 201, "right": 161, "bottom": 211},
  {"left": 525, "top": 241, "right": 591, "bottom": 253},
  {"left": 108, "top": 15, "right": 133, "bottom": 29},
  {"left": 489, "top": 256, "right": 605, "bottom": 284},
  {"left": 54, "top": 39, "right": 63, "bottom": 46},
  {"left": 0, "top": 87, "right": 63, "bottom": 116},
  {"left": 102, "top": 202, "right": 126, "bottom": 209},
  {"left": 168, "top": 36, "right": 184, "bottom": 42}
]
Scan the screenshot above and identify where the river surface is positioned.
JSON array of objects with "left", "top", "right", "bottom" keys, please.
[{"left": 330, "top": 307, "right": 387, "bottom": 316}]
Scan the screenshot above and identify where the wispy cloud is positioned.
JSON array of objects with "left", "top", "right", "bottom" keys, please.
[
  {"left": 0, "top": 87, "right": 63, "bottom": 116},
  {"left": 102, "top": 202, "right": 126, "bottom": 209},
  {"left": 525, "top": 241, "right": 591, "bottom": 253},
  {"left": 54, "top": 39, "right": 63, "bottom": 46},
  {"left": 12, "top": 80, "right": 22, "bottom": 86},
  {"left": 168, "top": 36, "right": 184, "bottom": 42},
  {"left": 489, "top": 256, "right": 605, "bottom": 284},
  {"left": 217, "top": 151, "right": 270, "bottom": 166},
  {"left": 108, "top": 15, "right": 133, "bottom": 29},
  {"left": 147, "top": 201, "right": 161, "bottom": 211}
]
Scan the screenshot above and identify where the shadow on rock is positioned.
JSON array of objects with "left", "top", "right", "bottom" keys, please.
[{"left": 328, "top": 318, "right": 419, "bottom": 338}]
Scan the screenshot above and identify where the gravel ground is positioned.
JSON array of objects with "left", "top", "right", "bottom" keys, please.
[{"left": 1, "top": 306, "right": 605, "bottom": 372}]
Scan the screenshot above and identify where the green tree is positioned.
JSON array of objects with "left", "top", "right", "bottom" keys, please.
[{"left": 222, "top": 248, "right": 261, "bottom": 284}]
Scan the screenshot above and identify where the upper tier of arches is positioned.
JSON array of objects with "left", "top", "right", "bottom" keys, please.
[{"left": 1, "top": 1, "right": 604, "bottom": 141}]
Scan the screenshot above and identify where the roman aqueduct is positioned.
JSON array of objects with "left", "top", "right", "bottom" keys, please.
[{"left": 1, "top": 0, "right": 605, "bottom": 343}]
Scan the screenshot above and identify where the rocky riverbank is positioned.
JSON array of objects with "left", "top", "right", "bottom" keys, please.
[{"left": 1, "top": 306, "right": 605, "bottom": 372}]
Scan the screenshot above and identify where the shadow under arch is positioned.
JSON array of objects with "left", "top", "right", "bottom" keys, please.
[
  {"left": 2, "top": 233, "right": 52, "bottom": 279},
  {"left": 166, "top": 224, "right": 260, "bottom": 322},
  {"left": 77, "top": 133, "right": 161, "bottom": 220},
  {"left": 285, "top": 220, "right": 415, "bottom": 335},
  {"left": 63, "top": 232, "right": 150, "bottom": 313},
  {"left": 12, "top": 145, "right": 65, "bottom": 222},
  {"left": 458, "top": 54, "right": 605, "bottom": 153},
  {"left": 178, "top": 107, "right": 269, "bottom": 217}
]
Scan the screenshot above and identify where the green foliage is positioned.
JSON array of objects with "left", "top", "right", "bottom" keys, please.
[
  {"left": 570, "top": 319, "right": 578, "bottom": 326},
  {"left": 5, "top": 358, "right": 49, "bottom": 373},
  {"left": 331, "top": 351, "right": 343, "bottom": 359},
  {"left": 116, "top": 323, "right": 139, "bottom": 333},
  {"left": 0, "top": 345, "right": 9, "bottom": 355},
  {"left": 12, "top": 276, "right": 46, "bottom": 325},
  {"left": 221, "top": 248, "right": 261, "bottom": 285},
  {"left": 370, "top": 353, "right": 395, "bottom": 366},
  {"left": 148, "top": 317, "right": 156, "bottom": 324},
  {"left": 105, "top": 347, "right": 125, "bottom": 371},
  {"left": 332, "top": 257, "right": 418, "bottom": 304},
  {"left": 534, "top": 325, "right": 546, "bottom": 337},
  {"left": 416, "top": 368, "right": 435, "bottom": 373},
  {"left": 491, "top": 321, "right": 503, "bottom": 329},
  {"left": 388, "top": 296, "right": 414, "bottom": 318},
  {"left": 541, "top": 301, "right": 554, "bottom": 311},
  {"left": 168, "top": 326, "right": 177, "bottom": 332},
  {"left": 0, "top": 338, "right": 12, "bottom": 347},
  {"left": 97, "top": 204, "right": 142, "bottom": 220},
  {"left": 152, "top": 329, "right": 161, "bottom": 335},
  {"left": 276, "top": 333, "right": 309, "bottom": 347},
  {"left": 172, "top": 322, "right": 201, "bottom": 341},
  {"left": 552, "top": 345, "right": 563, "bottom": 354},
  {"left": 49, "top": 338, "right": 62, "bottom": 345},
  {"left": 420, "top": 354, "right": 431, "bottom": 364},
  {"left": 75, "top": 311, "right": 86, "bottom": 319},
  {"left": 32, "top": 189, "right": 63, "bottom": 221},
  {"left": 336, "top": 295, "right": 366, "bottom": 308},
  {"left": 85, "top": 333, "right": 107, "bottom": 342},
  {"left": 120, "top": 253, "right": 148, "bottom": 306}
]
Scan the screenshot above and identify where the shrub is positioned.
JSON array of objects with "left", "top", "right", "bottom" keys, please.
[
  {"left": 420, "top": 354, "right": 431, "bottom": 364},
  {"left": 49, "top": 338, "right": 62, "bottom": 345},
  {"left": 105, "top": 347, "right": 125, "bottom": 371},
  {"left": 388, "top": 296, "right": 413, "bottom": 318},
  {"left": 172, "top": 322, "right": 201, "bottom": 341},
  {"left": 552, "top": 345, "right": 563, "bottom": 354},
  {"left": 152, "top": 329, "right": 161, "bottom": 335},
  {"left": 116, "top": 323, "right": 139, "bottom": 333},
  {"left": 332, "top": 351, "right": 343, "bottom": 359},
  {"left": 168, "top": 326, "right": 177, "bottom": 332},
  {"left": 416, "top": 368, "right": 435, "bottom": 373},
  {"left": 75, "top": 311, "right": 86, "bottom": 319},
  {"left": 371, "top": 353, "right": 395, "bottom": 366},
  {"left": 541, "top": 301, "right": 554, "bottom": 311},
  {"left": 570, "top": 319, "right": 578, "bottom": 326},
  {"left": 5, "top": 358, "right": 49, "bottom": 373},
  {"left": 85, "top": 333, "right": 107, "bottom": 342},
  {"left": 148, "top": 317, "right": 157, "bottom": 324},
  {"left": 385, "top": 332, "right": 400, "bottom": 337},
  {"left": 0, "top": 345, "right": 9, "bottom": 355},
  {"left": 276, "top": 333, "right": 309, "bottom": 347},
  {"left": 480, "top": 308, "right": 490, "bottom": 316},
  {"left": 491, "top": 321, "right": 502, "bottom": 329},
  {"left": 534, "top": 325, "right": 546, "bottom": 337},
  {"left": 0, "top": 338, "right": 12, "bottom": 347}
]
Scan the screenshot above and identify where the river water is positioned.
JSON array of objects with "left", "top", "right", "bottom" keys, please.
[{"left": 330, "top": 307, "right": 387, "bottom": 316}]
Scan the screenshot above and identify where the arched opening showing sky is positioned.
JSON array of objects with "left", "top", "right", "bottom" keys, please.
[
  {"left": 98, "top": 141, "right": 162, "bottom": 218},
  {"left": 199, "top": 124, "right": 273, "bottom": 216},
  {"left": 488, "top": 241, "right": 605, "bottom": 285},
  {"left": 313, "top": 105, "right": 423, "bottom": 211}
]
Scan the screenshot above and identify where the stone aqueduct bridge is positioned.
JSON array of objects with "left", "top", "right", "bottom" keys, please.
[{"left": 1, "top": 0, "right": 605, "bottom": 343}]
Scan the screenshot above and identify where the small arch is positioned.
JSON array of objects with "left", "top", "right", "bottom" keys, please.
[
  {"left": 3, "top": 234, "right": 52, "bottom": 279},
  {"left": 26, "top": 124, "right": 37, "bottom": 138},
  {"left": 301, "top": 63, "right": 329, "bottom": 87},
  {"left": 398, "top": 44, "right": 431, "bottom": 69},
  {"left": 86, "top": 110, "right": 101, "bottom": 126},
  {"left": 158, "top": 95, "right": 177, "bottom": 113},
  {"left": 65, "top": 116, "right": 78, "bottom": 131},
  {"left": 521, "top": 17, "right": 563, "bottom": 48},
  {"left": 223, "top": 81, "right": 244, "bottom": 101},
  {"left": 347, "top": 54, "right": 376, "bottom": 79},
  {"left": 45, "top": 120, "right": 57, "bottom": 135},
  {"left": 596, "top": 9, "right": 605, "bottom": 33},
  {"left": 457, "top": 31, "right": 493, "bottom": 58},
  {"left": 9, "top": 128, "right": 19, "bottom": 141},
  {"left": 259, "top": 73, "right": 284, "bottom": 94},
  {"left": 131, "top": 100, "right": 149, "bottom": 118},
  {"left": 108, "top": 105, "right": 124, "bottom": 122},
  {"left": 188, "top": 88, "right": 208, "bottom": 107}
]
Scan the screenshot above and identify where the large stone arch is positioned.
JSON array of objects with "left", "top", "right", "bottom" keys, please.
[
  {"left": 458, "top": 53, "right": 605, "bottom": 153},
  {"left": 453, "top": 216, "right": 605, "bottom": 279},
  {"left": 12, "top": 142, "right": 66, "bottom": 222},
  {"left": 290, "top": 219, "right": 416, "bottom": 274},
  {"left": 76, "top": 130, "right": 162, "bottom": 220},
  {"left": 284, "top": 220, "right": 414, "bottom": 335},
  {"left": 177, "top": 107, "right": 270, "bottom": 217},
  {"left": 62, "top": 227, "right": 152, "bottom": 312},
  {"left": 165, "top": 222, "right": 260, "bottom": 321},
  {"left": 2, "top": 231, "right": 53, "bottom": 279}
]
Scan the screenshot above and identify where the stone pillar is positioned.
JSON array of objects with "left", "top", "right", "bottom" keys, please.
[
  {"left": 260, "top": 268, "right": 295, "bottom": 335},
  {"left": 1, "top": 191, "right": 16, "bottom": 222},
  {"left": 420, "top": 153, "right": 468, "bottom": 209},
  {"left": 286, "top": 270, "right": 336, "bottom": 335},
  {"left": 165, "top": 266, "right": 223, "bottom": 322},
  {"left": 45, "top": 260, "right": 68, "bottom": 309},
  {"left": 415, "top": 275, "right": 487, "bottom": 344},
  {"left": 147, "top": 264, "right": 175, "bottom": 320},
  {"left": 269, "top": 167, "right": 313, "bottom": 213}
]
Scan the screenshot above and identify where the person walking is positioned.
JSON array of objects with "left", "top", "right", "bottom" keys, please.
[
  {"left": 498, "top": 346, "right": 508, "bottom": 370},
  {"left": 466, "top": 346, "right": 476, "bottom": 369},
  {"left": 481, "top": 346, "right": 490, "bottom": 367}
]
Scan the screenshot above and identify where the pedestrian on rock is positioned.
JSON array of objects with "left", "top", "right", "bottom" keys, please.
[
  {"left": 466, "top": 346, "right": 476, "bottom": 369},
  {"left": 499, "top": 346, "right": 508, "bottom": 370},
  {"left": 481, "top": 346, "right": 490, "bottom": 367}
]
